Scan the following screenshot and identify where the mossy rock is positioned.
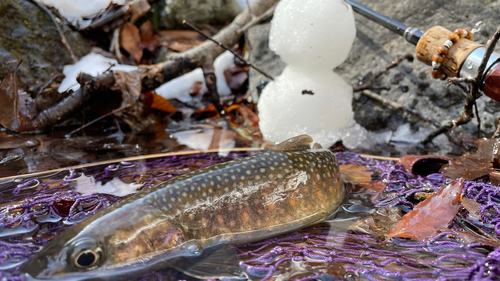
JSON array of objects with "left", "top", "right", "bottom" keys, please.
[{"left": 0, "top": 0, "right": 90, "bottom": 88}]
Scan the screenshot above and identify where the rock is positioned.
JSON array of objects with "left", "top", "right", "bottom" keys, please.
[
  {"left": 0, "top": 0, "right": 90, "bottom": 88},
  {"left": 335, "top": 0, "right": 500, "bottom": 136},
  {"left": 246, "top": 22, "right": 286, "bottom": 103},
  {"left": 149, "top": 0, "right": 242, "bottom": 31},
  {"left": 250, "top": 0, "right": 500, "bottom": 138}
]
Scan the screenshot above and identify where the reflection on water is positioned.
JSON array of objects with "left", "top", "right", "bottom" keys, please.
[
  {"left": 0, "top": 152, "right": 493, "bottom": 280},
  {"left": 0, "top": 120, "right": 264, "bottom": 178}
]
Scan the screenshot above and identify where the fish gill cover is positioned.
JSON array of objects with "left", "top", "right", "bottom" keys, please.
[{"left": 0, "top": 151, "right": 498, "bottom": 280}]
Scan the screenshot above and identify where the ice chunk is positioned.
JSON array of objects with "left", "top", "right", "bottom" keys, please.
[
  {"left": 391, "top": 123, "right": 453, "bottom": 155},
  {"left": 41, "top": 0, "right": 127, "bottom": 28},
  {"left": 59, "top": 53, "right": 138, "bottom": 93},
  {"left": 258, "top": 66, "right": 353, "bottom": 148},
  {"left": 391, "top": 123, "right": 427, "bottom": 144},
  {"left": 155, "top": 51, "right": 235, "bottom": 103},
  {"left": 269, "top": 0, "right": 356, "bottom": 70}
]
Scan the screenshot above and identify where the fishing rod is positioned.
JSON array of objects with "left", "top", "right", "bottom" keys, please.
[{"left": 345, "top": 0, "right": 500, "bottom": 102}]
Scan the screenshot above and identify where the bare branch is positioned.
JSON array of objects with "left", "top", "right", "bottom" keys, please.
[
  {"left": 30, "top": 0, "right": 279, "bottom": 131},
  {"left": 183, "top": 20, "right": 275, "bottom": 80}
]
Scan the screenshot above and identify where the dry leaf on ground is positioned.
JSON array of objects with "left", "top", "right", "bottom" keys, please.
[
  {"left": 150, "top": 92, "right": 176, "bottom": 113},
  {"left": 339, "top": 164, "right": 373, "bottom": 187},
  {"left": 120, "top": 22, "right": 143, "bottom": 62},
  {"left": 440, "top": 138, "right": 499, "bottom": 181},
  {"left": 140, "top": 20, "right": 160, "bottom": 52},
  {"left": 0, "top": 68, "right": 36, "bottom": 131}
]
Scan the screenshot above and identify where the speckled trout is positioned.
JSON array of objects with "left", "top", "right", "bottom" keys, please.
[{"left": 23, "top": 135, "right": 344, "bottom": 280}]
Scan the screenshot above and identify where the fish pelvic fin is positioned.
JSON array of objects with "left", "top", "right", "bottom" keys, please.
[{"left": 270, "top": 134, "right": 313, "bottom": 152}]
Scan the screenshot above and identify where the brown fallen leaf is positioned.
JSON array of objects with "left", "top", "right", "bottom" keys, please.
[
  {"left": 386, "top": 178, "right": 464, "bottom": 241},
  {"left": 120, "top": 22, "right": 143, "bottom": 62},
  {"left": 339, "top": 164, "right": 373, "bottom": 187},
  {"left": 140, "top": 20, "right": 160, "bottom": 52},
  {"left": 237, "top": 104, "right": 259, "bottom": 127},
  {"left": 0, "top": 67, "right": 37, "bottom": 131},
  {"left": 453, "top": 230, "right": 500, "bottom": 248},
  {"left": 440, "top": 138, "right": 498, "bottom": 181},
  {"left": 150, "top": 92, "right": 176, "bottom": 113}
]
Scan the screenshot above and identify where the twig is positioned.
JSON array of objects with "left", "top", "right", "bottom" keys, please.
[
  {"left": 29, "top": 0, "right": 78, "bottom": 63},
  {"left": 445, "top": 131, "right": 476, "bottom": 151},
  {"left": 201, "top": 60, "right": 223, "bottom": 113},
  {"left": 421, "top": 25, "right": 500, "bottom": 145},
  {"left": 35, "top": 73, "right": 64, "bottom": 96},
  {"left": 420, "top": 113, "right": 472, "bottom": 145},
  {"left": 110, "top": 28, "right": 124, "bottom": 64},
  {"left": 246, "top": 0, "right": 255, "bottom": 18},
  {"left": 0, "top": 128, "right": 36, "bottom": 145},
  {"left": 474, "top": 101, "right": 481, "bottom": 138},
  {"left": 30, "top": 0, "right": 279, "bottom": 131},
  {"left": 237, "top": 4, "right": 276, "bottom": 34},
  {"left": 65, "top": 105, "right": 131, "bottom": 137},
  {"left": 353, "top": 53, "right": 413, "bottom": 92},
  {"left": 492, "top": 118, "right": 500, "bottom": 138},
  {"left": 183, "top": 20, "right": 275, "bottom": 81},
  {"left": 361, "top": 90, "right": 441, "bottom": 127}
]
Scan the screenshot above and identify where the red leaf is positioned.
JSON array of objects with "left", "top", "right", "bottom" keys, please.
[{"left": 386, "top": 178, "right": 464, "bottom": 241}]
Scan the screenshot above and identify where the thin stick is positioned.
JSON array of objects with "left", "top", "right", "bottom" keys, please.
[
  {"left": 361, "top": 90, "right": 441, "bottom": 127},
  {"left": 0, "top": 149, "right": 399, "bottom": 182},
  {"left": 29, "top": 0, "right": 78, "bottom": 63},
  {"left": 202, "top": 60, "right": 224, "bottom": 113},
  {"left": 474, "top": 101, "right": 481, "bottom": 138},
  {"left": 0, "top": 147, "right": 266, "bottom": 181},
  {"left": 0, "top": 128, "right": 36, "bottom": 145},
  {"left": 183, "top": 20, "right": 275, "bottom": 81},
  {"left": 493, "top": 118, "right": 500, "bottom": 138},
  {"left": 237, "top": 4, "right": 276, "bottom": 34},
  {"left": 36, "top": 73, "right": 64, "bottom": 96},
  {"left": 65, "top": 105, "right": 131, "bottom": 137}
]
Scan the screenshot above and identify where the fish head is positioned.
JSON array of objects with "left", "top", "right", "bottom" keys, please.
[{"left": 23, "top": 203, "right": 187, "bottom": 280}]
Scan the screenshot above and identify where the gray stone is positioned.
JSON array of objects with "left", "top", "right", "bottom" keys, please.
[
  {"left": 0, "top": 0, "right": 90, "bottom": 88},
  {"left": 335, "top": 0, "right": 500, "bottom": 137},
  {"left": 250, "top": 0, "right": 500, "bottom": 138},
  {"left": 149, "top": 0, "right": 242, "bottom": 31},
  {"left": 246, "top": 22, "right": 286, "bottom": 103}
]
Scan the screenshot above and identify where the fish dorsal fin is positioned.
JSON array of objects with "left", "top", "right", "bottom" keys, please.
[
  {"left": 270, "top": 135, "right": 313, "bottom": 152},
  {"left": 312, "top": 143, "right": 323, "bottom": 149}
]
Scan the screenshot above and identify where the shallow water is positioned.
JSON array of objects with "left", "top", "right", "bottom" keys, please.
[{"left": 0, "top": 151, "right": 496, "bottom": 280}]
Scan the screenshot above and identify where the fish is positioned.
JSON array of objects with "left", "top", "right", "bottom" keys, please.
[{"left": 22, "top": 134, "right": 345, "bottom": 280}]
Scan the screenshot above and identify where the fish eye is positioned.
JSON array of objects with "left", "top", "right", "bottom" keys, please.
[
  {"left": 75, "top": 250, "right": 99, "bottom": 268},
  {"left": 68, "top": 238, "right": 104, "bottom": 270}
]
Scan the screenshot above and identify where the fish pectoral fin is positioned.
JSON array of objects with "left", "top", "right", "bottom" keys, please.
[
  {"left": 270, "top": 134, "right": 313, "bottom": 152},
  {"left": 171, "top": 245, "right": 247, "bottom": 280}
]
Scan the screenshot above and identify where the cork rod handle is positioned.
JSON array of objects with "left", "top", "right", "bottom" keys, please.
[{"left": 415, "top": 26, "right": 482, "bottom": 77}]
